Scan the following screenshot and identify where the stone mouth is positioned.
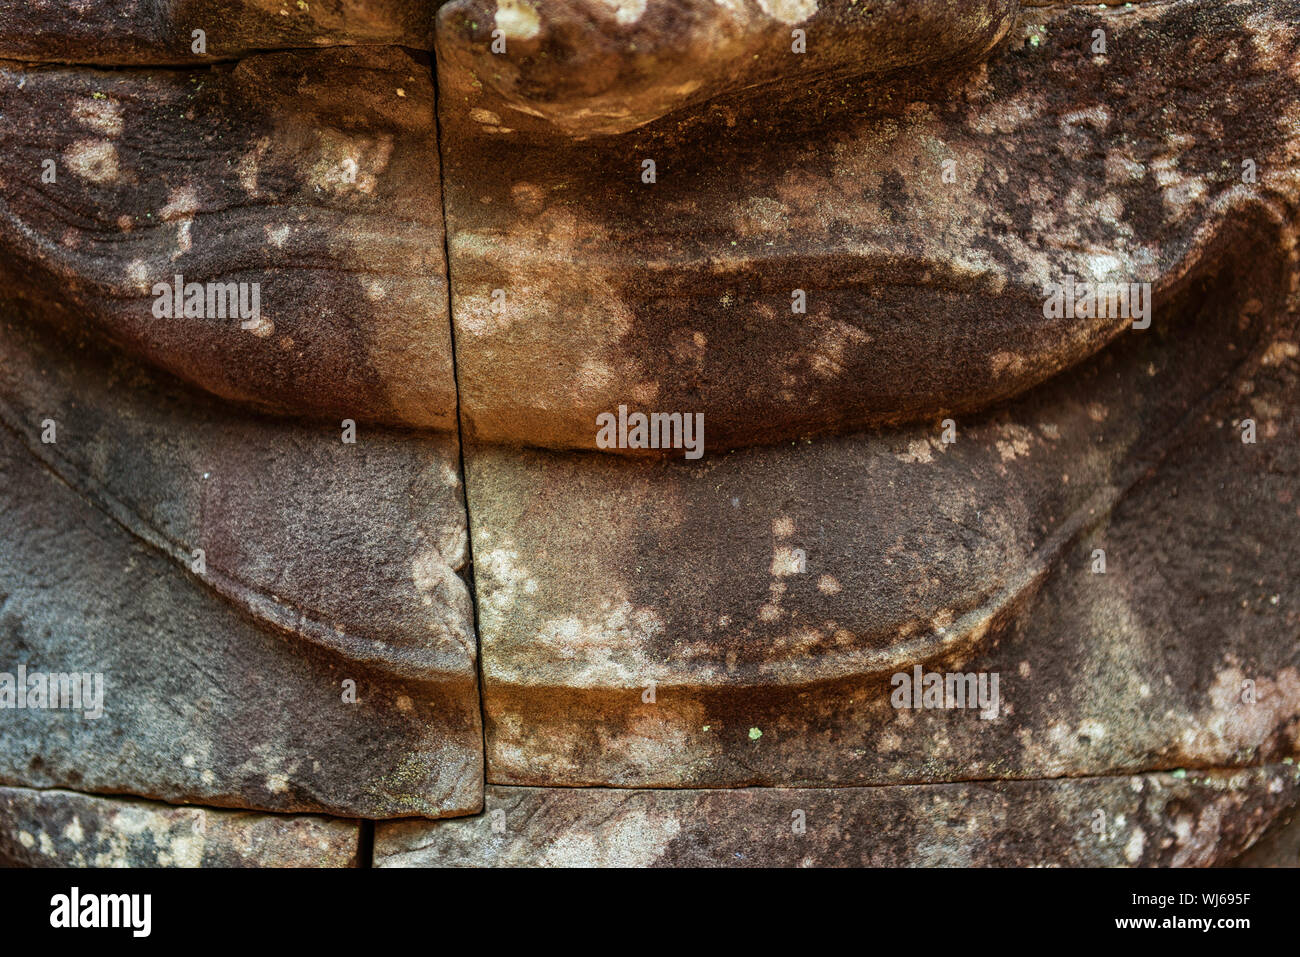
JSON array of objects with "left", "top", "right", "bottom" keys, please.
[{"left": 473, "top": 216, "right": 1292, "bottom": 697}]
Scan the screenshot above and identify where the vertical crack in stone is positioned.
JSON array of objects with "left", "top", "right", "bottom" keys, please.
[{"left": 430, "top": 37, "right": 492, "bottom": 808}]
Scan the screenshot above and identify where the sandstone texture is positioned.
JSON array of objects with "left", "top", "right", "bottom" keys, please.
[
  {"left": 1, "top": 0, "right": 1297, "bottom": 867},
  {"left": 0, "top": 0, "right": 439, "bottom": 64},
  {"left": 0, "top": 307, "right": 482, "bottom": 818},
  {"left": 0, "top": 786, "right": 359, "bottom": 867},
  {"left": 1233, "top": 802, "right": 1300, "bottom": 866},
  {"left": 375, "top": 767, "right": 1300, "bottom": 867},
  {"left": 0, "top": 39, "right": 484, "bottom": 823},
  {"left": 437, "top": 0, "right": 1019, "bottom": 137},
  {"left": 440, "top": 0, "right": 1300, "bottom": 453},
  {"left": 0, "top": 47, "right": 457, "bottom": 430},
  {"left": 468, "top": 294, "right": 1300, "bottom": 785}
]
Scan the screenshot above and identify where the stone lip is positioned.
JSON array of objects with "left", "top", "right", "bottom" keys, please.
[
  {"left": 0, "top": 300, "right": 483, "bottom": 821},
  {"left": 0, "top": 47, "right": 458, "bottom": 431},
  {"left": 374, "top": 766, "right": 1300, "bottom": 867},
  {"left": 437, "top": 0, "right": 1021, "bottom": 138},
  {"left": 0, "top": 302, "right": 476, "bottom": 687},
  {"left": 440, "top": 0, "right": 1300, "bottom": 455},
  {"left": 466, "top": 239, "right": 1299, "bottom": 787}
]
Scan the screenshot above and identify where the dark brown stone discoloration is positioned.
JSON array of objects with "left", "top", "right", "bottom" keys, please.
[{"left": 0, "top": 0, "right": 440, "bottom": 64}]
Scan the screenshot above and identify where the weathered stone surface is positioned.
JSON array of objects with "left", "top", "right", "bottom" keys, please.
[
  {"left": 375, "top": 766, "right": 1300, "bottom": 866},
  {"left": 439, "top": 0, "right": 1300, "bottom": 454},
  {"left": 1231, "top": 802, "right": 1300, "bottom": 866},
  {"left": 467, "top": 242, "right": 1300, "bottom": 785},
  {"left": 436, "top": 0, "right": 1019, "bottom": 137},
  {"left": 0, "top": 786, "right": 359, "bottom": 867},
  {"left": 0, "top": 297, "right": 481, "bottom": 819},
  {"left": 0, "top": 0, "right": 438, "bottom": 64},
  {"left": 0, "top": 47, "right": 456, "bottom": 430},
  {"left": 2, "top": 0, "right": 1298, "bottom": 867}
]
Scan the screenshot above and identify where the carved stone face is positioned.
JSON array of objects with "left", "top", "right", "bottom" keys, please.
[{"left": 0, "top": 0, "right": 1298, "bottom": 867}]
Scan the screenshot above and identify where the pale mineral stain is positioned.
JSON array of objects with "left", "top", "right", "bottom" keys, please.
[
  {"left": 530, "top": 600, "right": 665, "bottom": 687},
  {"left": 72, "top": 96, "right": 123, "bottom": 137},
  {"left": 478, "top": 545, "right": 540, "bottom": 621},
  {"left": 126, "top": 259, "right": 150, "bottom": 292},
  {"left": 1076, "top": 719, "right": 1107, "bottom": 742},
  {"left": 1124, "top": 826, "right": 1146, "bottom": 863},
  {"left": 577, "top": 359, "right": 615, "bottom": 395},
  {"left": 1059, "top": 105, "right": 1111, "bottom": 134},
  {"left": 770, "top": 545, "right": 805, "bottom": 577},
  {"left": 166, "top": 831, "right": 205, "bottom": 868},
  {"left": 756, "top": 0, "right": 818, "bottom": 25},
  {"left": 1085, "top": 252, "right": 1124, "bottom": 280},
  {"left": 1179, "top": 665, "right": 1300, "bottom": 759},
  {"left": 1261, "top": 340, "right": 1298, "bottom": 366},
  {"left": 539, "top": 807, "right": 680, "bottom": 867},
  {"left": 160, "top": 185, "right": 199, "bottom": 255},
  {"left": 241, "top": 314, "right": 274, "bottom": 338},
  {"left": 1104, "top": 150, "right": 1147, "bottom": 185},
  {"left": 237, "top": 137, "right": 271, "bottom": 196},
  {"left": 495, "top": 0, "right": 541, "bottom": 40},
  {"left": 1245, "top": 9, "right": 1299, "bottom": 77},
  {"left": 809, "top": 319, "right": 871, "bottom": 380},
  {"left": 995, "top": 423, "right": 1034, "bottom": 462},
  {"left": 307, "top": 130, "right": 393, "bottom": 195},
  {"left": 597, "top": 0, "right": 646, "bottom": 25},
  {"left": 412, "top": 545, "right": 470, "bottom": 609},
  {"left": 896, "top": 438, "right": 934, "bottom": 464},
  {"left": 65, "top": 139, "right": 119, "bottom": 184}
]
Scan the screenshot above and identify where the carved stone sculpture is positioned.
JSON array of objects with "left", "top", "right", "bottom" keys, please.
[{"left": 1, "top": 0, "right": 1297, "bottom": 867}]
